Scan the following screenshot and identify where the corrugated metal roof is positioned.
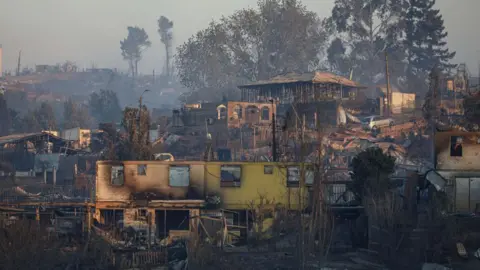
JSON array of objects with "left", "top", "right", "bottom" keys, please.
[
  {"left": 238, "top": 71, "right": 365, "bottom": 88},
  {"left": 0, "top": 132, "right": 65, "bottom": 145}
]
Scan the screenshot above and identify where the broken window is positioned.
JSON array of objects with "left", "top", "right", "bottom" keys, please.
[
  {"left": 450, "top": 136, "right": 463, "bottom": 157},
  {"left": 286, "top": 166, "right": 313, "bottom": 187},
  {"left": 137, "top": 164, "right": 147, "bottom": 175},
  {"left": 111, "top": 166, "right": 124, "bottom": 186},
  {"left": 220, "top": 165, "right": 241, "bottom": 187},
  {"left": 306, "top": 168, "right": 314, "bottom": 186},
  {"left": 233, "top": 104, "right": 243, "bottom": 119},
  {"left": 261, "top": 106, "right": 270, "bottom": 120},
  {"left": 169, "top": 165, "right": 190, "bottom": 187},
  {"left": 217, "top": 106, "right": 227, "bottom": 120},
  {"left": 287, "top": 166, "right": 300, "bottom": 187}
]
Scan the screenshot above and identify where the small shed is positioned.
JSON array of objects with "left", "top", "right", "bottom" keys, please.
[{"left": 364, "top": 84, "right": 416, "bottom": 114}]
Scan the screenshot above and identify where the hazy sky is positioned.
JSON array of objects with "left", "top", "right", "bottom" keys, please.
[{"left": 1, "top": 0, "right": 479, "bottom": 75}]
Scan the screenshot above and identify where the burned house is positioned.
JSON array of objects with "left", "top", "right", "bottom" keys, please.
[
  {"left": 363, "top": 84, "right": 416, "bottom": 115},
  {"left": 95, "top": 161, "right": 205, "bottom": 243},
  {"left": 95, "top": 160, "right": 311, "bottom": 246},
  {"left": 0, "top": 132, "right": 94, "bottom": 204},
  {"left": 238, "top": 71, "right": 366, "bottom": 129},
  {"left": 430, "top": 129, "right": 480, "bottom": 212}
]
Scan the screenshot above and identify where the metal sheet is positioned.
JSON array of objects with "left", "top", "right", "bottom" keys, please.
[
  {"left": 169, "top": 166, "right": 190, "bottom": 187},
  {"left": 455, "top": 178, "right": 470, "bottom": 212},
  {"left": 34, "top": 153, "right": 61, "bottom": 172}
]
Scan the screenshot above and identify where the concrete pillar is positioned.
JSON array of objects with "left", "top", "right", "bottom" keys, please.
[
  {"left": 53, "top": 166, "right": 57, "bottom": 186},
  {"left": 43, "top": 170, "right": 47, "bottom": 184}
]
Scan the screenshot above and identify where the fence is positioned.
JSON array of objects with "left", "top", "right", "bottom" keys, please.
[
  {"left": 114, "top": 250, "right": 167, "bottom": 269},
  {"left": 92, "top": 226, "right": 168, "bottom": 269}
]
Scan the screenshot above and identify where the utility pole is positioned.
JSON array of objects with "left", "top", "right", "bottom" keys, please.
[
  {"left": 478, "top": 60, "right": 480, "bottom": 90},
  {"left": 385, "top": 51, "right": 391, "bottom": 117},
  {"left": 271, "top": 100, "right": 277, "bottom": 162},
  {"left": 16, "top": 50, "right": 22, "bottom": 76}
]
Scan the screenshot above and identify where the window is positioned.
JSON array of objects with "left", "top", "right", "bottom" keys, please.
[
  {"left": 220, "top": 165, "right": 241, "bottom": 187},
  {"left": 111, "top": 166, "right": 124, "bottom": 185},
  {"left": 306, "top": 169, "right": 314, "bottom": 186},
  {"left": 233, "top": 105, "right": 243, "bottom": 119},
  {"left": 137, "top": 164, "right": 147, "bottom": 175},
  {"left": 261, "top": 106, "right": 270, "bottom": 120},
  {"left": 287, "top": 166, "right": 300, "bottom": 187},
  {"left": 169, "top": 166, "right": 190, "bottom": 187},
  {"left": 287, "top": 166, "right": 314, "bottom": 187},
  {"left": 450, "top": 136, "right": 463, "bottom": 157},
  {"left": 264, "top": 165, "right": 273, "bottom": 174},
  {"left": 217, "top": 105, "right": 227, "bottom": 120}
]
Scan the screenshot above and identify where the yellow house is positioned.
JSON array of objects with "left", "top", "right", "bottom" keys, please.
[{"left": 95, "top": 160, "right": 313, "bottom": 240}]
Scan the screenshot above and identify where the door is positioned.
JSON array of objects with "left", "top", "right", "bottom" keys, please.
[
  {"left": 455, "top": 177, "right": 480, "bottom": 212},
  {"left": 470, "top": 178, "right": 480, "bottom": 211},
  {"left": 456, "top": 178, "right": 470, "bottom": 211}
]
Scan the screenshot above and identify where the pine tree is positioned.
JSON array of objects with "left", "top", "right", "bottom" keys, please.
[{"left": 404, "top": 0, "right": 456, "bottom": 91}]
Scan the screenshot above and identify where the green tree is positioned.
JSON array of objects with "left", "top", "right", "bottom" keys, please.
[
  {"left": 349, "top": 147, "right": 396, "bottom": 203},
  {"left": 404, "top": 0, "right": 456, "bottom": 91},
  {"left": 88, "top": 89, "right": 122, "bottom": 124},
  {"left": 36, "top": 102, "right": 57, "bottom": 130},
  {"left": 120, "top": 26, "right": 151, "bottom": 78},
  {"left": 157, "top": 16, "right": 174, "bottom": 78},
  {"left": 121, "top": 106, "right": 152, "bottom": 160},
  {"left": 63, "top": 99, "right": 91, "bottom": 129},
  {"left": 326, "top": 0, "right": 405, "bottom": 84},
  {"left": 175, "top": 0, "right": 326, "bottom": 93}
]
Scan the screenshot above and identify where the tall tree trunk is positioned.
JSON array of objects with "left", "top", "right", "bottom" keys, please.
[
  {"left": 165, "top": 43, "right": 170, "bottom": 79},
  {"left": 135, "top": 61, "right": 139, "bottom": 78}
]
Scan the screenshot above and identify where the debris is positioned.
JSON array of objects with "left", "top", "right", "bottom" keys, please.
[
  {"left": 474, "top": 248, "right": 480, "bottom": 259},
  {"left": 421, "top": 263, "right": 452, "bottom": 270},
  {"left": 456, "top": 242, "right": 468, "bottom": 259}
]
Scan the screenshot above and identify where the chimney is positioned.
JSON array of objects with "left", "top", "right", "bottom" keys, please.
[{"left": 0, "top": 44, "right": 3, "bottom": 77}]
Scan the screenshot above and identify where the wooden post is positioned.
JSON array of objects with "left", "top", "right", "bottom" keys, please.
[
  {"left": 35, "top": 207, "right": 40, "bottom": 223},
  {"left": 147, "top": 212, "right": 152, "bottom": 250},
  {"left": 385, "top": 51, "right": 391, "bottom": 117},
  {"left": 87, "top": 206, "right": 92, "bottom": 234}
]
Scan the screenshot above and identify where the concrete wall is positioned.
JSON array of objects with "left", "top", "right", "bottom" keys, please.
[
  {"left": 96, "top": 161, "right": 206, "bottom": 203},
  {"left": 96, "top": 161, "right": 308, "bottom": 210},
  {"left": 226, "top": 101, "right": 276, "bottom": 128},
  {"left": 391, "top": 92, "right": 415, "bottom": 114},
  {"left": 205, "top": 162, "right": 305, "bottom": 210},
  {"left": 435, "top": 131, "right": 480, "bottom": 170}
]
